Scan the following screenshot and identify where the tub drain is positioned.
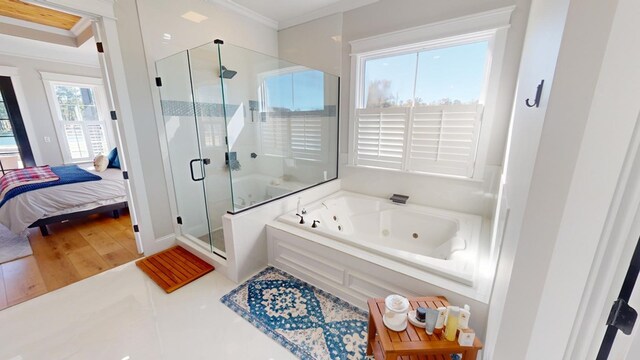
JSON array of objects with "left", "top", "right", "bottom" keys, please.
[{"left": 412, "top": 233, "right": 419, "bottom": 239}]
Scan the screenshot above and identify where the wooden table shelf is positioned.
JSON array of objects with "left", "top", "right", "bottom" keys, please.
[{"left": 367, "top": 296, "right": 483, "bottom": 360}]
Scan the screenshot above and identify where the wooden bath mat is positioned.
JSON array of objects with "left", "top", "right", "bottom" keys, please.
[{"left": 136, "top": 246, "right": 214, "bottom": 293}]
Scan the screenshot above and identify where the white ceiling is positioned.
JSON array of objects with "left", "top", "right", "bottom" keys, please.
[{"left": 207, "top": 0, "right": 379, "bottom": 29}]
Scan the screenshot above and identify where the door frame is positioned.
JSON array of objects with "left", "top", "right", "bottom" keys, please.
[
  {"left": 0, "top": 66, "right": 42, "bottom": 164},
  {"left": 0, "top": 75, "right": 35, "bottom": 171},
  {"left": 31, "top": 0, "right": 156, "bottom": 254},
  {"left": 566, "top": 113, "right": 640, "bottom": 358}
]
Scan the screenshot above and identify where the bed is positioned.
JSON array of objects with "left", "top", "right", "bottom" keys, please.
[{"left": 0, "top": 167, "right": 128, "bottom": 236}]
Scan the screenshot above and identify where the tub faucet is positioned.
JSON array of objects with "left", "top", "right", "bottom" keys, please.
[
  {"left": 312, "top": 220, "right": 320, "bottom": 228},
  {"left": 390, "top": 194, "right": 409, "bottom": 204},
  {"left": 296, "top": 213, "right": 305, "bottom": 224}
]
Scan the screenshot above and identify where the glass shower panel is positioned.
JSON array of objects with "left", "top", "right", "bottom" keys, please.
[
  {"left": 156, "top": 51, "right": 215, "bottom": 252},
  {"left": 217, "top": 44, "right": 340, "bottom": 212},
  {"left": 186, "top": 42, "right": 233, "bottom": 254}
]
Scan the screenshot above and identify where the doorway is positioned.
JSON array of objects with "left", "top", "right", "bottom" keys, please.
[{"left": 0, "top": 76, "right": 34, "bottom": 175}]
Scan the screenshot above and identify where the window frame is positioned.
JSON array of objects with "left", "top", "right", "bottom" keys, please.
[
  {"left": 41, "top": 72, "right": 115, "bottom": 164},
  {"left": 348, "top": 7, "right": 513, "bottom": 181}
]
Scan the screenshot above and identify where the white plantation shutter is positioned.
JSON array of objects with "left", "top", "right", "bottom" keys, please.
[
  {"left": 260, "top": 116, "right": 290, "bottom": 157},
  {"left": 354, "top": 107, "right": 409, "bottom": 170},
  {"left": 64, "top": 123, "right": 89, "bottom": 159},
  {"left": 87, "top": 123, "right": 108, "bottom": 156},
  {"left": 407, "top": 104, "right": 484, "bottom": 177},
  {"left": 260, "top": 114, "right": 326, "bottom": 161},
  {"left": 353, "top": 105, "right": 483, "bottom": 177},
  {"left": 290, "top": 116, "right": 323, "bottom": 161}
]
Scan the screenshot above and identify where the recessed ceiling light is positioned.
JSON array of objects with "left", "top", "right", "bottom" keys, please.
[
  {"left": 163, "top": 33, "right": 172, "bottom": 40},
  {"left": 181, "top": 11, "right": 208, "bottom": 23}
]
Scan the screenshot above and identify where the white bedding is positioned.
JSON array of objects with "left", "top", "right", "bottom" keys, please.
[{"left": 0, "top": 167, "right": 127, "bottom": 234}]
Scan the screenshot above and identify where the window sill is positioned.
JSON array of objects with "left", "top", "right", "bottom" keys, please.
[{"left": 343, "top": 163, "right": 485, "bottom": 184}]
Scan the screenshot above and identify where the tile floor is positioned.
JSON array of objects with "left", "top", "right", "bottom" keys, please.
[{"left": 0, "top": 261, "right": 298, "bottom": 360}]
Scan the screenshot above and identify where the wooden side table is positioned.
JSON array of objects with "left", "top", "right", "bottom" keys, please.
[{"left": 367, "top": 296, "right": 483, "bottom": 360}]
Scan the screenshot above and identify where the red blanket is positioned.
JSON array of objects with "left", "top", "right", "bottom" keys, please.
[{"left": 0, "top": 166, "right": 60, "bottom": 201}]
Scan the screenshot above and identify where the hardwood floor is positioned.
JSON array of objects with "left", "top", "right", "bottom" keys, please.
[{"left": 0, "top": 210, "right": 141, "bottom": 311}]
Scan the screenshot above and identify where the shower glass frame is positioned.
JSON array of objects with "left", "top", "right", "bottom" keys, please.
[{"left": 155, "top": 39, "right": 340, "bottom": 255}]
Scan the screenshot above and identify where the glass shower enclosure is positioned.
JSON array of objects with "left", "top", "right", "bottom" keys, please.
[{"left": 156, "top": 40, "right": 339, "bottom": 257}]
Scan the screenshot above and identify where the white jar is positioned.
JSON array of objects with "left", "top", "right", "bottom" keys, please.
[{"left": 383, "top": 294, "right": 410, "bottom": 331}]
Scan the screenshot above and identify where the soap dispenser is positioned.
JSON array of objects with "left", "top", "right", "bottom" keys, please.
[{"left": 459, "top": 304, "right": 471, "bottom": 329}]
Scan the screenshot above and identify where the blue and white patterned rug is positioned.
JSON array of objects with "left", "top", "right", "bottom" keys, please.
[{"left": 220, "top": 267, "right": 369, "bottom": 359}]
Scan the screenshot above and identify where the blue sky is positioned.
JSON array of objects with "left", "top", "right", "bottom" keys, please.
[
  {"left": 264, "top": 70, "right": 324, "bottom": 111},
  {"left": 364, "top": 41, "right": 489, "bottom": 106},
  {"left": 262, "top": 41, "right": 488, "bottom": 110}
]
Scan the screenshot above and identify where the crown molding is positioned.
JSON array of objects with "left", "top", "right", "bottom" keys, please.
[
  {"left": 350, "top": 5, "right": 516, "bottom": 54},
  {"left": 204, "top": 0, "right": 279, "bottom": 29}
]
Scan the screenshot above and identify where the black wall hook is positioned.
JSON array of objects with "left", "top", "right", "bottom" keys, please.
[{"left": 525, "top": 80, "right": 544, "bottom": 108}]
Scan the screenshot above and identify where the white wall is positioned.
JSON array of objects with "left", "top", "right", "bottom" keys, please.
[
  {"left": 0, "top": 52, "right": 101, "bottom": 166},
  {"left": 488, "top": 0, "right": 629, "bottom": 357},
  {"left": 136, "top": 0, "right": 278, "bottom": 60},
  {"left": 278, "top": 13, "right": 343, "bottom": 76}
]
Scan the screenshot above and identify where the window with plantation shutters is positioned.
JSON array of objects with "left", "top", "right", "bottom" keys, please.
[
  {"left": 42, "top": 73, "right": 114, "bottom": 164},
  {"left": 351, "top": 34, "right": 496, "bottom": 178}
]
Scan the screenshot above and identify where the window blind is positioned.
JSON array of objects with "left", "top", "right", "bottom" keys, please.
[
  {"left": 290, "top": 116, "right": 323, "bottom": 161},
  {"left": 260, "top": 114, "right": 325, "bottom": 161},
  {"left": 353, "top": 107, "right": 410, "bottom": 170},
  {"left": 353, "top": 104, "right": 483, "bottom": 177},
  {"left": 408, "top": 104, "right": 483, "bottom": 177},
  {"left": 260, "top": 116, "right": 290, "bottom": 157}
]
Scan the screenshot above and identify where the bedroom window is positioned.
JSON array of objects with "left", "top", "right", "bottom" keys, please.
[
  {"left": 348, "top": 10, "right": 512, "bottom": 179},
  {"left": 42, "top": 73, "right": 113, "bottom": 163}
]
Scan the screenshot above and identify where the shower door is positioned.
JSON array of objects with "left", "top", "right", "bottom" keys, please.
[{"left": 156, "top": 47, "right": 231, "bottom": 257}]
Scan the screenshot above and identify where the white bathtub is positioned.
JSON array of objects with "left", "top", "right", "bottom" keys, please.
[{"left": 277, "top": 191, "right": 483, "bottom": 285}]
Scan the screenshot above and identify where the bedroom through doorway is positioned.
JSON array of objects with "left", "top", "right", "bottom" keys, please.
[{"left": 0, "top": 1, "right": 141, "bottom": 309}]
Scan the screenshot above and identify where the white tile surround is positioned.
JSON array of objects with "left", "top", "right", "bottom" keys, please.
[{"left": 0, "top": 262, "right": 297, "bottom": 360}]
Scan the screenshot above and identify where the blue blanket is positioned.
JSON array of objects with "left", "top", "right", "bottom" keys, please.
[{"left": 0, "top": 165, "right": 102, "bottom": 208}]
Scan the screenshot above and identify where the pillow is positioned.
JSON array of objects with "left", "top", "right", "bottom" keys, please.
[
  {"left": 107, "top": 147, "right": 120, "bottom": 169},
  {"left": 93, "top": 154, "right": 109, "bottom": 172}
]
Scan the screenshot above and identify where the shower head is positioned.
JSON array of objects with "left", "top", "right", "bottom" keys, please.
[{"left": 220, "top": 66, "right": 237, "bottom": 79}]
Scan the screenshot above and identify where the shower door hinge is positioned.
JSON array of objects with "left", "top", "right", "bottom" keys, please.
[
  {"left": 155, "top": 77, "right": 162, "bottom": 87},
  {"left": 122, "top": 171, "right": 129, "bottom": 180},
  {"left": 110, "top": 110, "right": 117, "bottom": 120},
  {"left": 96, "top": 42, "right": 104, "bottom": 53},
  {"left": 176, "top": 216, "right": 183, "bottom": 225},
  {"left": 606, "top": 298, "right": 637, "bottom": 335},
  {"left": 225, "top": 136, "right": 228, "bottom": 145},
  {"left": 133, "top": 225, "right": 140, "bottom": 233}
]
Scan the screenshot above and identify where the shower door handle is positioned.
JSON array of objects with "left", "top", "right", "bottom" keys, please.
[{"left": 189, "top": 158, "right": 205, "bottom": 182}]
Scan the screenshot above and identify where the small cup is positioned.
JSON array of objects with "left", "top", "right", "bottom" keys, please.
[{"left": 424, "top": 308, "right": 440, "bottom": 335}]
